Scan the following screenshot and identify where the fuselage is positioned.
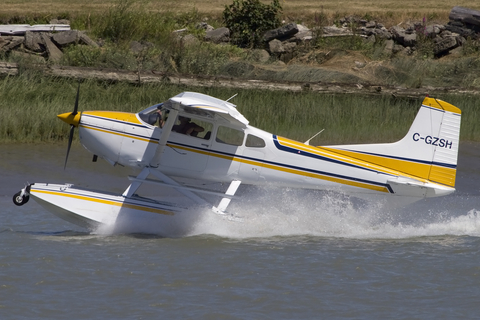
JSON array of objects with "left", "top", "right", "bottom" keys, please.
[{"left": 72, "top": 107, "right": 454, "bottom": 199}]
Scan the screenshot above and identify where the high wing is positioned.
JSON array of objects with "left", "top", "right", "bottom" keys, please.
[{"left": 161, "top": 91, "right": 248, "bottom": 127}]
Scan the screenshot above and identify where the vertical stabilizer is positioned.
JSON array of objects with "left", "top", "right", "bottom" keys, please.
[{"left": 323, "top": 97, "right": 462, "bottom": 187}]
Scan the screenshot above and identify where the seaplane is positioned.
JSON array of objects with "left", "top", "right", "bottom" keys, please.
[{"left": 13, "top": 89, "right": 461, "bottom": 233}]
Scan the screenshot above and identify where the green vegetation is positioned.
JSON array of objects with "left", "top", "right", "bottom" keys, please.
[
  {"left": 1, "top": 72, "right": 478, "bottom": 144},
  {"left": 0, "top": 0, "right": 479, "bottom": 145},
  {"left": 223, "top": 0, "right": 282, "bottom": 48}
]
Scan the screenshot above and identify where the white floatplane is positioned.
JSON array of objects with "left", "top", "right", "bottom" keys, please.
[{"left": 13, "top": 90, "right": 461, "bottom": 231}]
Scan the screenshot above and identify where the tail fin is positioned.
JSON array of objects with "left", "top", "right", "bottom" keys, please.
[{"left": 324, "top": 97, "right": 462, "bottom": 187}]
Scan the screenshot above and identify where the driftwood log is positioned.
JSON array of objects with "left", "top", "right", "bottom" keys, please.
[
  {"left": 1, "top": 62, "right": 479, "bottom": 98},
  {"left": 449, "top": 6, "right": 480, "bottom": 28}
]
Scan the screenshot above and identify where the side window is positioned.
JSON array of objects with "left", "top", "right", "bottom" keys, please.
[
  {"left": 246, "top": 134, "right": 266, "bottom": 148},
  {"left": 216, "top": 126, "right": 244, "bottom": 146},
  {"left": 172, "top": 116, "right": 213, "bottom": 140}
]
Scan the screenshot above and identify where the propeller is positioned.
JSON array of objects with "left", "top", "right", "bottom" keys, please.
[{"left": 57, "top": 83, "right": 82, "bottom": 170}]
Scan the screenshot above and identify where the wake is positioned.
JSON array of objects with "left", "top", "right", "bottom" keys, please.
[{"left": 189, "top": 186, "right": 480, "bottom": 239}]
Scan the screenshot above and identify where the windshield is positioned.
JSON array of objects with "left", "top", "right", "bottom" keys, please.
[{"left": 137, "top": 103, "right": 163, "bottom": 125}]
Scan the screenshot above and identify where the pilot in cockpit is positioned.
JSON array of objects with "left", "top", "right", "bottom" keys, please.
[
  {"left": 156, "top": 106, "right": 165, "bottom": 128},
  {"left": 173, "top": 116, "right": 204, "bottom": 136}
]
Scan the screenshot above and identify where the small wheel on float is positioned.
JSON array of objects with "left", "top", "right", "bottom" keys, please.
[{"left": 13, "top": 191, "right": 29, "bottom": 206}]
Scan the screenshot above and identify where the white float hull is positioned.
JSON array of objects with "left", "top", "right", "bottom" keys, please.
[{"left": 29, "top": 183, "right": 186, "bottom": 231}]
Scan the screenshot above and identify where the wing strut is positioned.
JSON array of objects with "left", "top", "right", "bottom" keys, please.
[
  {"left": 212, "top": 180, "right": 241, "bottom": 214},
  {"left": 149, "top": 101, "right": 181, "bottom": 168},
  {"left": 122, "top": 167, "right": 208, "bottom": 205}
]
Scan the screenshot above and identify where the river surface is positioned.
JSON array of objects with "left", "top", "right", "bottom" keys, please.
[{"left": 1, "top": 143, "right": 479, "bottom": 319}]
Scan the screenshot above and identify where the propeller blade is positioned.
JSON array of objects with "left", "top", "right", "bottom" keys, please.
[
  {"left": 73, "top": 82, "right": 80, "bottom": 116},
  {"left": 64, "top": 124, "right": 75, "bottom": 170},
  {"left": 63, "top": 82, "right": 81, "bottom": 170}
]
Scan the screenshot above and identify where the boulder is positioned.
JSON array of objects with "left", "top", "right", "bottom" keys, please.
[
  {"left": 52, "top": 30, "right": 80, "bottom": 47},
  {"left": 205, "top": 27, "right": 230, "bottom": 44},
  {"left": 249, "top": 49, "right": 270, "bottom": 63},
  {"left": 263, "top": 23, "right": 298, "bottom": 42},
  {"left": 268, "top": 39, "right": 285, "bottom": 54},
  {"left": 434, "top": 36, "right": 459, "bottom": 56},
  {"left": 0, "top": 36, "right": 24, "bottom": 52},
  {"left": 390, "top": 25, "right": 417, "bottom": 47},
  {"left": 196, "top": 22, "right": 214, "bottom": 32},
  {"left": 24, "top": 31, "right": 43, "bottom": 52}
]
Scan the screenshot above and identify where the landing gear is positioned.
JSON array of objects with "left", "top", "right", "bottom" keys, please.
[{"left": 13, "top": 186, "right": 30, "bottom": 206}]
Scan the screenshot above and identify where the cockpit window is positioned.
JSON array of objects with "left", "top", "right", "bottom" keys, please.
[
  {"left": 138, "top": 103, "right": 163, "bottom": 126},
  {"left": 216, "top": 126, "right": 244, "bottom": 146},
  {"left": 246, "top": 134, "right": 266, "bottom": 148},
  {"left": 172, "top": 115, "right": 213, "bottom": 140}
]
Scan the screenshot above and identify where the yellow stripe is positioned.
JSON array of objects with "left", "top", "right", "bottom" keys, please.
[
  {"left": 32, "top": 189, "right": 174, "bottom": 216},
  {"left": 173, "top": 144, "right": 390, "bottom": 193},
  {"left": 83, "top": 111, "right": 143, "bottom": 124},
  {"left": 80, "top": 124, "right": 155, "bottom": 143},
  {"left": 321, "top": 147, "right": 431, "bottom": 180},
  {"left": 429, "top": 166, "right": 456, "bottom": 187},
  {"left": 422, "top": 97, "right": 461, "bottom": 114},
  {"left": 277, "top": 137, "right": 401, "bottom": 176}
]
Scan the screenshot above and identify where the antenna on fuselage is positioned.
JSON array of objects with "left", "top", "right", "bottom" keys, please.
[
  {"left": 226, "top": 93, "right": 238, "bottom": 102},
  {"left": 304, "top": 129, "right": 324, "bottom": 146}
]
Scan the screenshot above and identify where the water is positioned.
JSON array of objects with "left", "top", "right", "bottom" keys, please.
[{"left": 1, "top": 143, "right": 479, "bottom": 319}]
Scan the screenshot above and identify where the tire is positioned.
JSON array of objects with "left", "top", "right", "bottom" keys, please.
[{"left": 13, "top": 191, "right": 29, "bottom": 206}]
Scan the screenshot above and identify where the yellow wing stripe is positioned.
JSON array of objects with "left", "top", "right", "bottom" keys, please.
[{"left": 32, "top": 189, "right": 174, "bottom": 216}]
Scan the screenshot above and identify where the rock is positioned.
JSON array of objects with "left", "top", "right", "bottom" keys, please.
[
  {"left": 383, "top": 39, "right": 394, "bottom": 55},
  {"left": 9, "top": 50, "right": 46, "bottom": 63},
  {"left": 41, "top": 33, "right": 63, "bottom": 62},
  {"left": 374, "top": 28, "right": 392, "bottom": 40},
  {"left": 51, "top": 30, "right": 98, "bottom": 48},
  {"left": 79, "top": 32, "right": 99, "bottom": 47},
  {"left": 0, "top": 36, "right": 23, "bottom": 52},
  {"left": 263, "top": 23, "right": 298, "bottom": 42},
  {"left": 283, "top": 41, "right": 297, "bottom": 52},
  {"left": 323, "top": 25, "right": 353, "bottom": 36},
  {"left": 291, "top": 24, "right": 313, "bottom": 42},
  {"left": 425, "top": 24, "right": 442, "bottom": 36},
  {"left": 268, "top": 39, "right": 285, "bottom": 54},
  {"left": 205, "top": 27, "right": 230, "bottom": 44},
  {"left": 249, "top": 49, "right": 270, "bottom": 63},
  {"left": 392, "top": 44, "right": 404, "bottom": 54},
  {"left": 196, "top": 22, "right": 214, "bottom": 32},
  {"left": 390, "top": 25, "right": 417, "bottom": 47},
  {"left": 52, "top": 30, "right": 80, "bottom": 47},
  {"left": 434, "top": 36, "right": 458, "bottom": 56},
  {"left": 24, "top": 31, "right": 43, "bottom": 52}
]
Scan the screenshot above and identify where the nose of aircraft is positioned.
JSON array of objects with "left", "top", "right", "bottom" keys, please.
[{"left": 57, "top": 112, "right": 81, "bottom": 127}]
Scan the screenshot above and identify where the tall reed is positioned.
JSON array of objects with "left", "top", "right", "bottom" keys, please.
[{"left": 0, "top": 73, "right": 478, "bottom": 144}]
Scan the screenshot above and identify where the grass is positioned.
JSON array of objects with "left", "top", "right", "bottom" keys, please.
[
  {"left": 1, "top": 72, "right": 478, "bottom": 144},
  {"left": 2, "top": 0, "right": 480, "bottom": 27},
  {"left": 0, "top": 1, "right": 478, "bottom": 144}
]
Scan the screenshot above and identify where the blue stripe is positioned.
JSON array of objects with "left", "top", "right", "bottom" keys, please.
[
  {"left": 272, "top": 135, "right": 396, "bottom": 175},
  {"left": 168, "top": 141, "right": 394, "bottom": 193}
]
